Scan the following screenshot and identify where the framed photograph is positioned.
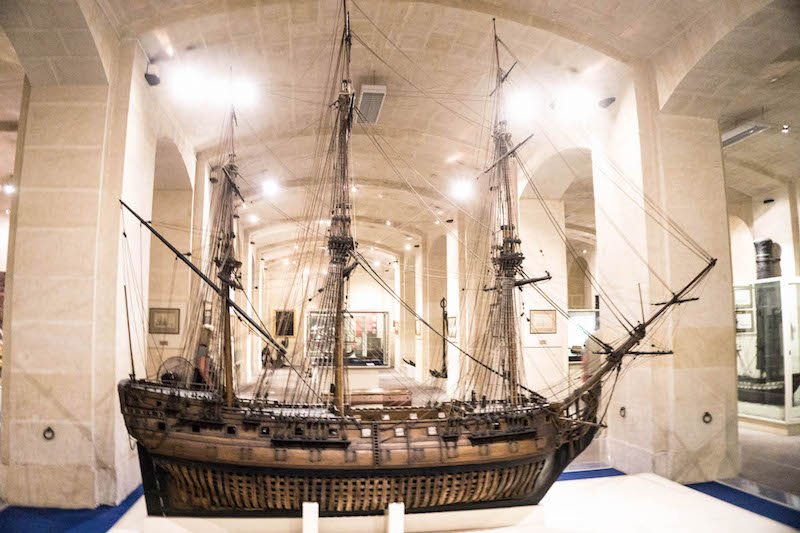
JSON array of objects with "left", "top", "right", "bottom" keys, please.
[
  {"left": 734, "top": 286, "right": 752, "bottom": 309},
  {"left": 735, "top": 310, "right": 754, "bottom": 332},
  {"left": 275, "top": 310, "right": 295, "bottom": 337},
  {"left": 415, "top": 319, "right": 421, "bottom": 337},
  {"left": 447, "top": 316, "right": 457, "bottom": 338},
  {"left": 149, "top": 308, "right": 180, "bottom": 335},
  {"left": 530, "top": 309, "right": 557, "bottom": 334}
]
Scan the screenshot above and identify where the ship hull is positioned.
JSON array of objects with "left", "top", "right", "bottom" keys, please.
[
  {"left": 120, "top": 380, "right": 599, "bottom": 517},
  {"left": 136, "top": 437, "right": 594, "bottom": 517}
]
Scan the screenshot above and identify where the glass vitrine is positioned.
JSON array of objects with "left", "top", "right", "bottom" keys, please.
[
  {"left": 307, "top": 311, "right": 388, "bottom": 366},
  {"left": 735, "top": 278, "right": 800, "bottom": 426}
]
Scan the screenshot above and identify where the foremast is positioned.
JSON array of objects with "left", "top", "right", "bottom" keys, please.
[
  {"left": 216, "top": 150, "right": 245, "bottom": 407},
  {"left": 327, "top": 5, "right": 356, "bottom": 414}
]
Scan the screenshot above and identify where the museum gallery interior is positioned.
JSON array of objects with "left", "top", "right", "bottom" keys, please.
[{"left": 0, "top": 1, "right": 797, "bottom": 532}]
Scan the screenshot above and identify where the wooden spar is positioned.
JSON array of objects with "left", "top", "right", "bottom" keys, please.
[
  {"left": 119, "top": 199, "right": 285, "bottom": 355},
  {"left": 561, "top": 258, "right": 717, "bottom": 411}
]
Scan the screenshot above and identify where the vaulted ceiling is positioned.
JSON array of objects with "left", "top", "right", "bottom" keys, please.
[{"left": 0, "top": 0, "right": 797, "bottom": 257}]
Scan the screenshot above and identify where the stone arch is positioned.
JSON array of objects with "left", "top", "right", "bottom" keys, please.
[
  {"left": 0, "top": 0, "right": 113, "bottom": 86},
  {"left": 146, "top": 138, "right": 194, "bottom": 376},
  {"left": 729, "top": 214, "right": 756, "bottom": 285},
  {"left": 655, "top": 0, "right": 800, "bottom": 118}
]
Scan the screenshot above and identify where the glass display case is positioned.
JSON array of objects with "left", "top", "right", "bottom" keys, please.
[
  {"left": 306, "top": 311, "right": 388, "bottom": 366},
  {"left": 735, "top": 278, "right": 800, "bottom": 426},
  {"left": 567, "top": 309, "right": 600, "bottom": 362}
]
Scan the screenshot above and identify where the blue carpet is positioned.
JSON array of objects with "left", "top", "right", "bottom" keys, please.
[
  {"left": 688, "top": 481, "right": 800, "bottom": 529},
  {"left": 0, "top": 485, "right": 142, "bottom": 533},
  {"left": 558, "top": 467, "right": 625, "bottom": 481}
]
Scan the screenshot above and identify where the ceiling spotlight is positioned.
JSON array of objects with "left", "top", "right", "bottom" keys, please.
[
  {"left": 385, "top": 220, "right": 392, "bottom": 226},
  {"left": 247, "top": 214, "right": 260, "bottom": 224},
  {"left": 434, "top": 219, "right": 440, "bottom": 225},
  {"left": 556, "top": 86, "right": 595, "bottom": 121},
  {"left": 144, "top": 63, "right": 160, "bottom": 86},
  {"left": 351, "top": 185, "right": 358, "bottom": 193},
  {"left": 449, "top": 178, "right": 474, "bottom": 202},
  {"left": 404, "top": 244, "right": 412, "bottom": 251},
  {"left": 372, "top": 260, "right": 381, "bottom": 267},
  {"left": 261, "top": 179, "right": 280, "bottom": 198},
  {"left": 506, "top": 89, "right": 538, "bottom": 123},
  {"left": 3, "top": 208, "right": 9, "bottom": 215},
  {"left": 782, "top": 124, "right": 790, "bottom": 134},
  {"left": 582, "top": 249, "right": 587, "bottom": 254},
  {"left": 2, "top": 183, "right": 16, "bottom": 195}
]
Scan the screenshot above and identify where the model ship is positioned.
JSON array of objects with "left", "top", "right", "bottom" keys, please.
[{"left": 118, "top": 7, "right": 716, "bottom": 517}]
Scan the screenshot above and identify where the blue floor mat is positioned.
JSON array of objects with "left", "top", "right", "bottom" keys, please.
[
  {"left": 688, "top": 481, "right": 800, "bottom": 529},
  {"left": 0, "top": 485, "right": 142, "bottom": 533}
]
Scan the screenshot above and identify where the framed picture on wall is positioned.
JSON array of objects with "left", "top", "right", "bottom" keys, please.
[
  {"left": 149, "top": 308, "right": 180, "bottom": 335},
  {"left": 275, "top": 310, "right": 295, "bottom": 337},
  {"left": 530, "top": 309, "right": 557, "bottom": 334},
  {"left": 734, "top": 286, "right": 752, "bottom": 309},
  {"left": 735, "top": 310, "right": 754, "bottom": 333}
]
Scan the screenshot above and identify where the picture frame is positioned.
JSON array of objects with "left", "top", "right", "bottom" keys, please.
[
  {"left": 735, "top": 310, "right": 754, "bottom": 333},
  {"left": 530, "top": 309, "right": 557, "bottom": 334},
  {"left": 734, "top": 286, "right": 752, "bottom": 309},
  {"left": 447, "top": 316, "right": 457, "bottom": 339},
  {"left": 275, "top": 310, "right": 295, "bottom": 337},
  {"left": 149, "top": 307, "right": 181, "bottom": 335}
]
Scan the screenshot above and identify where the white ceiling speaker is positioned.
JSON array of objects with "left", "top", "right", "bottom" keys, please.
[
  {"left": 357, "top": 84, "right": 387, "bottom": 123},
  {"left": 721, "top": 122, "right": 768, "bottom": 148}
]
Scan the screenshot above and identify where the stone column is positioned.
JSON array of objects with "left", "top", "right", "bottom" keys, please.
[
  {"left": 445, "top": 227, "right": 460, "bottom": 397},
  {"left": 399, "top": 252, "right": 416, "bottom": 378},
  {"left": 425, "top": 233, "right": 447, "bottom": 381},
  {"left": 596, "top": 66, "right": 738, "bottom": 483},
  {"left": 0, "top": 41, "right": 169, "bottom": 507}
]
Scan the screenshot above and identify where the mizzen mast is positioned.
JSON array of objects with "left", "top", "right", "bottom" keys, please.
[{"left": 490, "top": 20, "right": 524, "bottom": 406}]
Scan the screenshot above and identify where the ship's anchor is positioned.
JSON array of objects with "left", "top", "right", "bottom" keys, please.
[{"left": 430, "top": 297, "right": 449, "bottom": 379}]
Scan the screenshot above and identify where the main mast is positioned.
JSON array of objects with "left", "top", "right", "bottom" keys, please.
[
  {"left": 328, "top": 5, "right": 355, "bottom": 414},
  {"left": 491, "top": 21, "right": 524, "bottom": 406}
]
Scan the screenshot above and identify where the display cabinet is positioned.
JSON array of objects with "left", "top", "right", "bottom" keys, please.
[{"left": 735, "top": 277, "right": 800, "bottom": 430}]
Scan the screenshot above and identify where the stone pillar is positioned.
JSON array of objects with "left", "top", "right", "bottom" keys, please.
[
  {"left": 0, "top": 41, "right": 169, "bottom": 507},
  {"left": 425, "top": 234, "right": 446, "bottom": 381},
  {"left": 413, "top": 239, "right": 426, "bottom": 383},
  {"left": 445, "top": 227, "right": 460, "bottom": 397},
  {"left": 518, "top": 198, "right": 569, "bottom": 398},
  {"left": 596, "top": 66, "right": 738, "bottom": 483},
  {"left": 399, "top": 252, "right": 416, "bottom": 378}
]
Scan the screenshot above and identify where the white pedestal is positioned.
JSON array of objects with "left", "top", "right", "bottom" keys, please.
[{"left": 109, "top": 474, "right": 794, "bottom": 533}]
